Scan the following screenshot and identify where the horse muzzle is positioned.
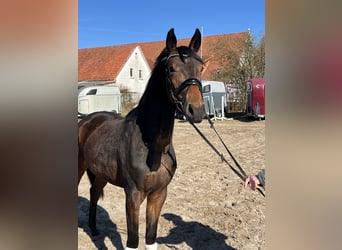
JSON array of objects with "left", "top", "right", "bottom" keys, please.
[{"left": 184, "top": 101, "right": 206, "bottom": 123}]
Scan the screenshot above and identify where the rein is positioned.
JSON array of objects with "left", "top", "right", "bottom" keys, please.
[{"left": 191, "top": 117, "right": 265, "bottom": 197}]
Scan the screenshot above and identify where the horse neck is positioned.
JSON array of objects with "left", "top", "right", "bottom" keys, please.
[{"left": 136, "top": 70, "right": 176, "bottom": 150}]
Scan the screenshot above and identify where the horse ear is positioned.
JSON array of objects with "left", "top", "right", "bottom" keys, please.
[
  {"left": 166, "top": 28, "right": 177, "bottom": 52},
  {"left": 189, "top": 28, "right": 201, "bottom": 52}
]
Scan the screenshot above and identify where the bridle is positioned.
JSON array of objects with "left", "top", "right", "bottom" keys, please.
[{"left": 163, "top": 53, "right": 203, "bottom": 113}]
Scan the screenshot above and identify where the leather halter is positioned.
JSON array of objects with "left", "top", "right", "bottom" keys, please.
[{"left": 163, "top": 53, "right": 203, "bottom": 113}]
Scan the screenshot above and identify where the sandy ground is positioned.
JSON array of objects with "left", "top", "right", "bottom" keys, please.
[{"left": 78, "top": 117, "right": 265, "bottom": 250}]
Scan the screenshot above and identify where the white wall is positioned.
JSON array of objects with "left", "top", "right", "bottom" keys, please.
[{"left": 116, "top": 46, "right": 151, "bottom": 96}]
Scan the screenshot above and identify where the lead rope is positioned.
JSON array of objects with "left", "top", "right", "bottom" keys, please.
[
  {"left": 206, "top": 117, "right": 248, "bottom": 178},
  {"left": 191, "top": 118, "right": 265, "bottom": 197}
]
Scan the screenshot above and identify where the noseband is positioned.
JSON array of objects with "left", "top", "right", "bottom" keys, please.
[{"left": 164, "top": 53, "right": 203, "bottom": 112}]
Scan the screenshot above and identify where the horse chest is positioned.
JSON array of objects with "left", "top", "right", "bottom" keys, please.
[{"left": 131, "top": 151, "right": 176, "bottom": 192}]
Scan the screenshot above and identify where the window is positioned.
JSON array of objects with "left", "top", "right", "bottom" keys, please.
[
  {"left": 139, "top": 70, "right": 142, "bottom": 79},
  {"left": 247, "top": 82, "right": 252, "bottom": 92},
  {"left": 130, "top": 68, "right": 133, "bottom": 78},
  {"left": 203, "top": 85, "right": 210, "bottom": 93},
  {"left": 86, "top": 89, "right": 97, "bottom": 95}
]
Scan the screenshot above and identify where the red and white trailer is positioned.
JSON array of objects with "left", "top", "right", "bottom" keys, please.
[{"left": 246, "top": 78, "right": 265, "bottom": 119}]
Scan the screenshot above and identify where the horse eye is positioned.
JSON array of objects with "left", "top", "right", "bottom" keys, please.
[{"left": 168, "top": 66, "right": 175, "bottom": 73}]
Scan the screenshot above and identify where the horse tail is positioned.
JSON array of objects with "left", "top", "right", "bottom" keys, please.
[
  {"left": 86, "top": 169, "right": 95, "bottom": 184},
  {"left": 87, "top": 169, "right": 104, "bottom": 199}
]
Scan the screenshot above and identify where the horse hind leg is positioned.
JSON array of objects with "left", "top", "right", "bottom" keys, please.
[{"left": 87, "top": 170, "right": 107, "bottom": 236}]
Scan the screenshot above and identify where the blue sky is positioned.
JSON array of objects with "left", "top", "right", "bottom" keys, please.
[{"left": 79, "top": 0, "right": 265, "bottom": 49}]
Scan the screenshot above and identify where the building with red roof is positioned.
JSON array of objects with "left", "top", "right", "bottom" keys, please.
[{"left": 78, "top": 31, "right": 248, "bottom": 100}]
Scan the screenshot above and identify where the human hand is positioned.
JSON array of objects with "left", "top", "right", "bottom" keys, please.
[{"left": 244, "top": 175, "right": 261, "bottom": 190}]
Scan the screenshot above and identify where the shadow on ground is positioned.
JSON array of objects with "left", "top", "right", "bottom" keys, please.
[
  {"left": 157, "top": 213, "right": 236, "bottom": 250},
  {"left": 78, "top": 196, "right": 124, "bottom": 250}
]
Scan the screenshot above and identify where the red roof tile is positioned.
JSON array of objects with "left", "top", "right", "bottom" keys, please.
[{"left": 78, "top": 32, "right": 248, "bottom": 81}]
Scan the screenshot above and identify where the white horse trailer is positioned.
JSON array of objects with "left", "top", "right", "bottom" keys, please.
[
  {"left": 202, "top": 80, "right": 228, "bottom": 118},
  {"left": 78, "top": 86, "right": 121, "bottom": 116}
]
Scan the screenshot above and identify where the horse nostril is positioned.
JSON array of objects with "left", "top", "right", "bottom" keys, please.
[{"left": 188, "top": 104, "right": 194, "bottom": 115}]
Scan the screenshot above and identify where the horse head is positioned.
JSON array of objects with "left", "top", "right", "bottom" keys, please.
[{"left": 164, "top": 28, "right": 209, "bottom": 123}]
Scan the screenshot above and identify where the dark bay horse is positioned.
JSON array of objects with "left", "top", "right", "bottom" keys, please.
[{"left": 78, "top": 28, "right": 208, "bottom": 250}]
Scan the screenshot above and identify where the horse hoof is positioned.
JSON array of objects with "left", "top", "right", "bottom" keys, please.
[{"left": 146, "top": 242, "right": 157, "bottom": 250}]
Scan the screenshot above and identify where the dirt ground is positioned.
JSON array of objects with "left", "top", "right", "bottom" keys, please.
[{"left": 78, "top": 117, "right": 265, "bottom": 250}]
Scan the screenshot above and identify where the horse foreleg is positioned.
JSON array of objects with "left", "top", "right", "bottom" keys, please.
[
  {"left": 125, "top": 189, "right": 145, "bottom": 249},
  {"left": 145, "top": 188, "right": 167, "bottom": 249},
  {"left": 88, "top": 175, "right": 107, "bottom": 236}
]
